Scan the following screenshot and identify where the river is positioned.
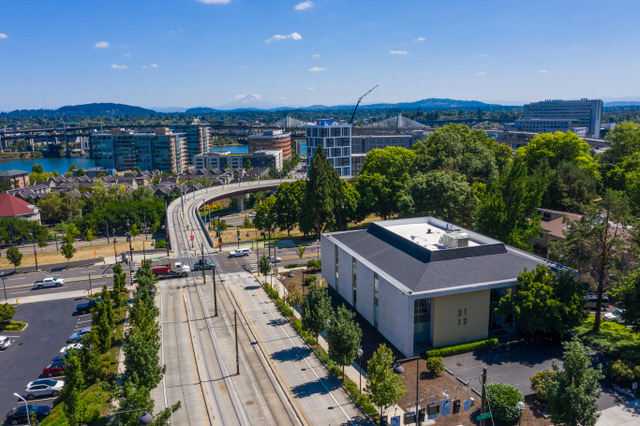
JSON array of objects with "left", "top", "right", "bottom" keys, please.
[{"left": 0, "top": 156, "right": 96, "bottom": 174}]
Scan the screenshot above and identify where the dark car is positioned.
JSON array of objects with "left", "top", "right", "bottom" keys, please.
[
  {"left": 43, "top": 360, "right": 67, "bottom": 377},
  {"left": 5, "top": 404, "right": 51, "bottom": 424},
  {"left": 193, "top": 260, "right": 215, "bottom": 271},
  {"left": 584, "top": 293, "right": 609, "bottom": 309},
  {"left": 76, "top": 298, "right": 101, "bottom": 314}
]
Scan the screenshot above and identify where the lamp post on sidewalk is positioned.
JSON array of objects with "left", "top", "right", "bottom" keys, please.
[
  {"left": 113, "top": 238, "right": 118, "bottom": 264},
  {"left": 126, "top": 221, "right": 133, "bottom": 262},
  {"left": 394, "top": 356, "right": 421, "bottom": 425},
  {"left": 28, "top": 232, "right": 38, "bottom": 271},
  {"left": 357, "top": 348, "right": 364, "bottom": 393},
  {"left": 1, "top": 272, "right": 7, "bottom": 301}
]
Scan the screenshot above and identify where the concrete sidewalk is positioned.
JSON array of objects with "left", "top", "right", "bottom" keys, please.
[{"left": 598, "top": 400, "right": 640, "bottom": 425}]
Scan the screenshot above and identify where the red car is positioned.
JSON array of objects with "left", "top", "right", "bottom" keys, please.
[{"left": 43, "top": 360, "right": 67, "bottom": 377}]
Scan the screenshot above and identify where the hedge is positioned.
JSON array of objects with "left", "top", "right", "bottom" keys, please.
[
  {"left": 0, "top": 320, "right": 26, "bottom": 331},
  {"left": 425, "top": 338, "right": 498, "bottom": 357},
  {"left": 291, "top": 317, "right": 317, "bottom": 346},
  {"left": 263, "top": 282, "right": 279, "bottom": 300}
]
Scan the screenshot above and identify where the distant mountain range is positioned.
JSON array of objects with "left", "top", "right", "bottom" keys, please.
[{"left": 2, "top": 98, "right": 639, "bottom": 117}]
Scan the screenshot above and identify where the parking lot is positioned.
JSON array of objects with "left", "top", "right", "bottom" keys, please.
[{"left": 0, "top": 297, "right": 90, "bottom": 421}]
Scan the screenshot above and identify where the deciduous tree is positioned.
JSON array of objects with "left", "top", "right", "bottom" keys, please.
[
  {"left": 259, "top": 255, "right": 271, "bottom": 278},
  {"left": 274, "top": 180, "right": 305, "bottom": 235},
  {"left": 300, "top": 283, "right": 332, "bottom": 341},
  {"left": 6, "top": 246, "right": 22, "bottom": 271},
  {"left": 327, "top": 304, "right": 362, "bottom": 379},
  {"left": 365, "top": 343, "right": 406, "bottom": 420},
  {"left": 611, "top": 268, "right": 640, "bottom": 332}
]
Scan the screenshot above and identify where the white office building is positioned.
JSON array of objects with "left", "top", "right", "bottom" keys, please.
[
  {"left": 306, "top": 119, "right": 352, "bottom": 177},
  {"left": 514, "top": 99, "right": 603, "bottom": 138}
]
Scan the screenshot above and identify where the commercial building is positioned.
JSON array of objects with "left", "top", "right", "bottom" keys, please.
[
  {"left": 510, "top": 99, "right": 603, "bottom": 138},
  {"left": 306, "top": 119, "right": 352, "bottom": 177},
  {"left": 321, "top": 217, "right": 560, "bottom": 356},
  {"left": 350, "top": 131, "right": 427, "bottom": 176},
  {"left": 169, "top": 118, "right": 211, "bottom": 165},
  {"left": 90, "top": 128, "right": 187, "bottom": 174},
  {"left": 194, "top": 149, "right": 283, "bottom": 171},
  {"left": 249, "top": 129, "right": 292, "bottom": 159},
  {"left": 0, "top": 169, "right": 30, "bottom": 188}
]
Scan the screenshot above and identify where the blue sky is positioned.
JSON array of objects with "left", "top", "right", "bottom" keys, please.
[{"left": 1, "top": 0, "right": 639, "bottom": 111}]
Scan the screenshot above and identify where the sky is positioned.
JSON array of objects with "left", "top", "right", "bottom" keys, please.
[{"left": 1, "top": 0, "right": 640, "bottom": 111}]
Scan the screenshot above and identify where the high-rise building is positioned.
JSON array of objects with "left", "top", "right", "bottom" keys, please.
[
  {"left": 512, "top": 98, "right": 603, "bottom": 138},
  {"left": 306, "top": 119, "right": 352, "bottom": 177},
  {"left": 90, "top": 128, "right": 187, "bottom": 173},
  {"left": 169, "top": 118, "right": 211, "bottom": 165},
  {"left": 248, "top": 129, "right": 292, "bottom": 159}
]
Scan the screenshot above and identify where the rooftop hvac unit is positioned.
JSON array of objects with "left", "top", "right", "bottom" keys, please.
[{"left": 440, "top": 232, "right": 469, "bottom": 249}]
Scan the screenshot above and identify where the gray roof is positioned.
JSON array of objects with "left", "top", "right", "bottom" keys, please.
[
  {"left": 0, "top": 169, "right": 29, "bottom": 177},
  {"left": 329, "top": 223, "right": 545, "bottom": 295}
]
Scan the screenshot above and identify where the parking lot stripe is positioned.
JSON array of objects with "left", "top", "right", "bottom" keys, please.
[{"left": 77, "top": 319, "right": 92, "bottom": 324}]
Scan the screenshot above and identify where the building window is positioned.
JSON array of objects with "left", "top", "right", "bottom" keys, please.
[
  {"left": 352, "top": 258, "right": 357, "bottom": 307},
  {"left": 414, "top": 298, "right": 431, "bottom": 348},
  {"left": 335, "top": 246, "right": 339, "bottom": 290},
  {"left": 373, "top": 273, "right": 379, "bottom": 329}
]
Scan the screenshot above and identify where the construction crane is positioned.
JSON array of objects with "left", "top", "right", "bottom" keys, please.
[{"left": 349, "top": 84, "right": 379, "bottom": 124}]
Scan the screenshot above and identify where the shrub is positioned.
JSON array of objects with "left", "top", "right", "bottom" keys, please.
[
  {"left": 574, "top": 317, "right": 640, "bottom": 364},
  {"left": 635, "top": 365, "right": 640, "bottom": 380},
  {"left": 284, "top": 263, "right": 305, "bottom": 269},
  {"left": 606, "top": 360, "right": 635, "bottom": 384},
  {"left": 530, "top": 369, "right": 557, "bottom": 402},
  {"left": 275, "top": 299, "right": 293, "bottom": 317},
  {"left": 303, "top": 275, "right": 317, "bottom": 287},
  {"left": 263, "top": 282, "right": 279, "bottom": 299},
  {"left": 306, "top": 259, "right": 321, "bottom": 269},
  {"left": 155, "top": 239, "right": 166, "bottom": 249},
  {"left": 485, "top": 382, "right": 525, "bottom": 422},
  {"left": 0, "top": 303, "right": 16, "bottom": 322},
  {"left": 426, "top": 356, "right": 444, "bottom": 377},
  {"left": 425, "top": 338, "right": 498, "bottom": 357}
]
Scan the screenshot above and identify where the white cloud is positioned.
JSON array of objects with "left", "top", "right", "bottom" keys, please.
[
  {"left": 196, "top": 0, "right": 231, "bottom": 4},
  {"left": 0, "top": 33, "right": 8, "bottom": 40},
  {"left": 234, "top": 94, "right": 262, "bottom": 102},
  {"left": 539, "top": 69, "right": 548, "bottom": 73},
  {"left": 239, "top": 65, "right": 246, "bottom": 69},
  {"left": 123, "top": 53, "right": 131, "bottom": 58},
  {"left": 266, "top": 32, "right": 302, "bottom": 43},
  {"left": 279, "top": 96, "right": 286, "bottom": 100},
  {"left": 476, "top": 71, "right": 486, "bottom": 76},
  {"left": 169, "top": 28, "right": 184, "bottom": 34},
  {"left": 308, "top": 66, "right": 326, "bottom": 72},
  {"left": 111, "top": 64, "right": 127, "bottom": 69},
  {"left": 476, "top": 53, "right": 488, "bottom": 58},
  {"left": 390, "top": 50, "right": 409, "bottom": 55},
  {"left": 307, "top": 87, "right": 316, "bottom": 91},
  {"left": 294, "top": 1, "right": 313, "bottom": 10},
  {"left": 312, "top": 53, "right": 320, "bottom": 59},
  {"left": 94, "top": 41, "right": 110, "bottom": 48},
  {"left": 142, "top": 64, "right": 158, "bottom": 69},
  {"left": 414, "top": 36, "right": 426, "bottom": 42}
]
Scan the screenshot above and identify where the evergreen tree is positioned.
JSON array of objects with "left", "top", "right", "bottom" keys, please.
[
  {"left": 327, "top": 304, "right": 362, "bottom": 379},
  {"left": 60, "top": 350, "right": 83, "bottom": 426},
  {"left": 300, "top": 283, "right": 332, "bottom": 341}
]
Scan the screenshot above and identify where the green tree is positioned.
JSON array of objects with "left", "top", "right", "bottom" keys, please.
[
  {"left": 327, "top": 304, "right": 362, "bottom": 379},
  {"left": 296, "top": 244, "right": 306, "bottom": 262},
  {"left": 284, "top": 279, "right": 303, "bottom": 307},
  {"left": 60, "top": 350, "right": 83, "bottom": 426},
  {"left": 61, "top": 233, "right": 76, "bottom": 265},
  {"left": 485, "top": 382, "right": 525, "bottom": 422},
  {"left": 496, "top": 266, "right": 587, "bottom": 338},
  {"left": 474, "top": 160, "right": 546, "bottom": 251},
  {"left": 605, "top": 151, "right": 640, "bottom": 214},
  {"left": 355, "top": 146, "right": 416, "bottom": 219},
  {"left": 550, "top": 190, "right": 632, "bottom": 331},
  {"left": 244, "top": 159, "right": 252, "bottom": 170},
  {"left": 85, "top": 228, "right": 96, "bottom": 246},
  {"left": 253, "top": 196, "right": 277, "bottom": 232},
  {"left": 130, "top": 223, "right": 140, "bottom": 238},
  {"left": 32, "top": 164, "right": 44, "bottom": 174},
  {"left": 542, "top": 161, "right": 598, "bottom": 213},
  {"left": 0, "top": 303, "right": 16, "bottom": 322},
  {"left": 259, "top": 255, "right": 271, "bottom": 278},
  {"left": 123, "top": 329, "right": 164, "bottom": 390},
  {"left": 399, "top": 169, "right": 478, "bottom": 227},
  {"left": 611, "top": 268, "right": 640, "bottom": 332},
  {"left": 274, "top": 180, "right": 305, "bottom": 235},
  {"left": 6, "top": 246, "right": 23, "bottom": 271},
  {"left": 299, "top": 147, "right": 343, "bottom": 239},
  {"left": 547, "top": 339, "right": 602, "bottom": 426},
  {"left": 300, "top": 283, "right": 332, "bottom": 341},
  {"left": 601, "top": 121, "right": 640, "bottom": 175},
  {"left": 365, "top": 343, "right": 407, "bottom": 420}
]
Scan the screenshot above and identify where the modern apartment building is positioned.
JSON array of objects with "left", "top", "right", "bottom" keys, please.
[
  {"left": 511, "top": 99, "right": 603, "bottom": 138},
  {"left": 306, "top": 119, "right": 352, "bottom": 177},
  {"left": 194, "top": 149, "right": 283, "bottom": 171},
  {"left": 169, "top": 118, "right": 211, "bottom": 165},
  {"left": 249, "top": 129, "right": 292, "bottom": 159},
  {"left": 350, "top": 131, "right": 425, "bottom": 154},
  {"left": 90, "top": 128, "right": 187, "bottom": 174}
]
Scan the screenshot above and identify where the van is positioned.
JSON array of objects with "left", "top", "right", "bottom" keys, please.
[
  {"left": 584, "top": 293, "right": 609, "bottom": 309},
  {"left": 230, "top": 248, "right": 250, "bottom": 257}
]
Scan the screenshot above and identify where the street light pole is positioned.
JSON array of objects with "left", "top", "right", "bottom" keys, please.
[
  {"left": 143, "top": 211, "right": 148, "bottom": 240},
  {"left": 13, "top": 393, "right": 31, "bottom": 426},
  {"left": 212, "top": 265, "right": 218, "bottom": 316},
  {"left": 127, "top": 221, "right": 133, "bottom": 262},
  {"left": 113, "top": 238, "right": 118, "bottom": 263},
  {"left": 1, "top": 272, "right": 6, "bottom": 301},
  {"left": 357, "top": 348, "right": 364, "bottom": 393},
  {"left": 235, "top": 309, "right": 239, "bottom": 375}
]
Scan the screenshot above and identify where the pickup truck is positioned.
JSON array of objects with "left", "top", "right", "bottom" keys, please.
[
  {"left": 193, "top": 260, "right": 215, "bottom": 271},
  {"left": 152, "top": 262, "right": 190, "bottom": 277},
  {"left": 33, "top": 277, "right": 65, "bottom": 289},
  {"left": 76, "top": 298, "right": 101, "bottom": 314}
]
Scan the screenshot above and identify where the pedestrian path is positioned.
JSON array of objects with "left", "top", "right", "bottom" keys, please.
[{"left": 597, "top": 399, "right": 640, "bottom": 425}]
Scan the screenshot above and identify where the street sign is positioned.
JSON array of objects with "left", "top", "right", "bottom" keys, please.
[
  {"left": 216, "top": 229, "right": 224, "bottom": 233},
  {"left": 476, "top": 412, "right": 492, "bottom": 421}
]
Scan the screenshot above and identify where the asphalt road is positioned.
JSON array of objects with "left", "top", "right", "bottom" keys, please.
[{"left": 0, "top": 298, "right": 88, "bottom": 422}]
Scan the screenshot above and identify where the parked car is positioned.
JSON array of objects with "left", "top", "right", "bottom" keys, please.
[
  {"left": 0, "top": 336, "right": 11, "bottom": 350},
  {"left": 68, "top": 327, "right": 92, "bottom": 343},
  {"left": 584, "top": 293, "right": 609, "bottom": 309},
  {"left": 193, "top": 260, "right": 215, "bottom": 271},
  {"left": 229, "top": 248, "right": 250, "bottom": 257},
  {"left": 604, "top": 309, "right": 624, "bottom": 323},
  {"left": 269, "top": 256, "right": 282, "bottom": 263},
  {"left": 26, "top": 379, "right": 61, "bottom": 389},
  {"left": 76, "top": 298, "right": 101, "bottom": 314},
  {"left": 59, "top": 343, "right": 83, "bottom": 353},
  {"left": 43, "top": 360, "right": 67, "bottom": 377},
  {"left": 33, "top": 277, "right": 64, "bottom": 289},
  {"left": 24, "top": 379, "right": 65, "bottom": 399},
  {"left": 5, "top": 404, "right": 51, "bottom": 425}
]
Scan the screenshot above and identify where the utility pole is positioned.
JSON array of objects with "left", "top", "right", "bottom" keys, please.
[
  {"left": 235, "top": 310, "right": 239, "bottom": 375},
  {"left": 212, "top": 266, "right": 218, "bottom": 317},
  {"left": 201, "top": 244, "right": 206, "bottom": 285},
  {"left": 88, "top": 273, "right": 93, "bottom": 296},
  {"left": 480, "top": 367, "right": 487, "bottom": 426},
  {"left": 105, "top": 220, "right": 110, "bottom": 244}
]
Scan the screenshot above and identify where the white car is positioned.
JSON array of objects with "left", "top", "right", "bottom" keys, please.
[
  {"left": 33, "top": 277, "right": 65, "bottom": 289},
  {"left": 68, "top": 327, "right": 92, "bottom": 343},
  {"left": 60, "top": 343, "right": 83, "bottom": 353},
  {"left": 604, "top": 309, "right": 624, "bottom": 323},
  {"left": 24, "top": 379, "right": 65, "bottom": 399},
  {"left": 0, "top": 336, "right": 11, "bottom": 349},
  {"left": 269, "top": 256, "right": 282, "bottom": 263}
]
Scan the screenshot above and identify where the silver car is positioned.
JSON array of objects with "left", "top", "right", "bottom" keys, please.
[
  {"left": 24, "top": 379, "right": 65, "bottom": 399},
  {"left": 0, "top": 336, "right": 11, "bottom": 350},
  {"left": 68, "top": 327, "right": 92, "bottom": 343}
]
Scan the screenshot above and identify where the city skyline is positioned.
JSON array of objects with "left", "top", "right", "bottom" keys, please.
[{"left": 1, "top": 0, "right": 640, "bottom": 111}]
